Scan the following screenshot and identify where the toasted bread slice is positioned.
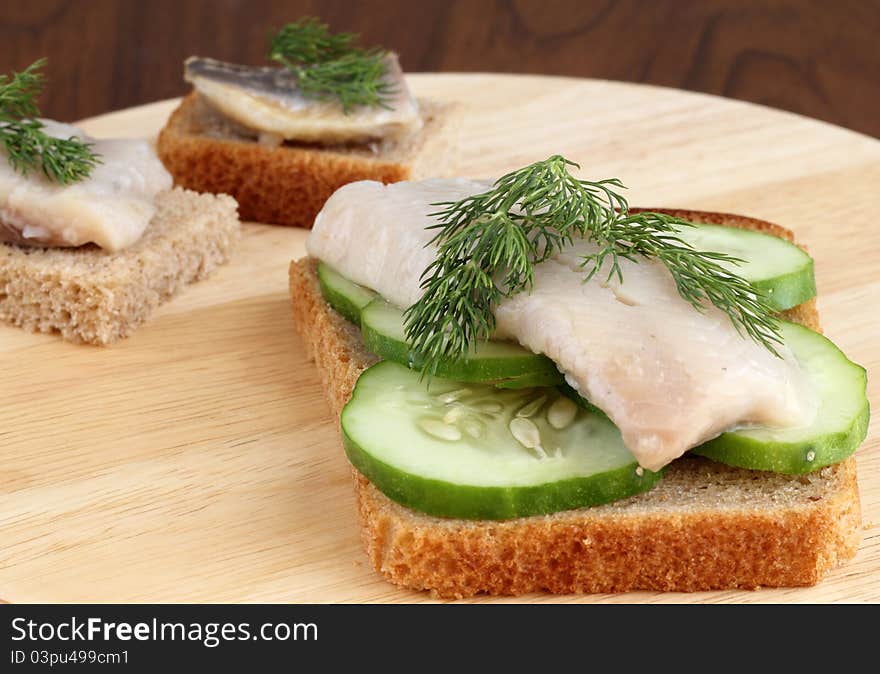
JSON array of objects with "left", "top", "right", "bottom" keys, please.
[
  {"left": 0, "top": 188, "right": 239, "bottom": 345},
  {"left": 157, "top": 92, "right": 459, "bottom": 229},
  {"left": 288, "top": 209, "right": 861, "bottom": 598}
]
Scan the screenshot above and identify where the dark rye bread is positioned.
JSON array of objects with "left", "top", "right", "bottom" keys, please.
[
  {"left": 0, "top": 188, "right": 240, "bottom": 345},
  {"left": 157, "top": 92, "right": 459, "bottom": 229},
  {"left": 288, "top": 209, "right": 861, "bottom": 598}
]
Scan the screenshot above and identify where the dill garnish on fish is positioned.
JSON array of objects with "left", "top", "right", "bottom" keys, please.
[
  {"left": 404, "top": 155, "right": 783, "bottom": 376},
  {"left": 0, "top": 59, "right": 99, "bottom": 184},
  {"left": 268, "top": 17, "right": 395, "bottom": 111}
]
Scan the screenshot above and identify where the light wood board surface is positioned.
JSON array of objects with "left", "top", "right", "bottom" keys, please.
[{"left": 1, "top": 74, "right": 878, "bottom": 603}]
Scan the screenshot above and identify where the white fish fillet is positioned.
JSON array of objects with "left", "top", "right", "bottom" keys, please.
[
  {"left": 0, "top": 120, "right": 172, "bottom": 251},
  {"left": 309, "top": 179, "right": 487, "bottom": 308},
  {"left": 307, "top": 179, "right": 818, "bottom": 471},
  {"left": 185, "top": 54, "right": 423, "bottom": 144},
  {"left": 495, "top": 245, "right": 816, "bottom": 470}
]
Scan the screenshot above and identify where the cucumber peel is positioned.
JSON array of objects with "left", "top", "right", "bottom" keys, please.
[
  {"left": 693, "top": 322, "right": 869, "bottom": 473},
  {"left": 361, "top": 299, "right": 564, "bottom": 387},
  {"left": 317, "top": 263, "right": 377, "bottom": 324},
  {"left": 673, "top": 223, "right": 816, "bottom": 311}
]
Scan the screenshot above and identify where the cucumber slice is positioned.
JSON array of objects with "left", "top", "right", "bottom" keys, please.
[
  {"left": 674, "top": 223, "right": 816, "bottom": 311},
  {"left": 317, "top": 262, "right": 378, "bottom": 324},
  {"left": 341, "top": 361, "right": 661, "bottom": 519},
  {"left": 693, "top": 322, "right": 868, "bottom": 473},
  {"left": 360, "top": 300, "right": 564, "bottom": 387}
]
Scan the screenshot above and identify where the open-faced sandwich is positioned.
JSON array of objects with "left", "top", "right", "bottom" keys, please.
[
  {"left": 0, "top": 60, "right": 240, "bottom": 345},
  {"left": 158, "top": 17, "right": 459, "bottom": 229},
  {"left": 289, "top": 155, "right": 868, "bottom": 598}
]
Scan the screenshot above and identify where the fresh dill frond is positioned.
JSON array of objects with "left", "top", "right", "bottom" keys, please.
[
  {"left": 580, "top": 210, "right": 782, "bottom": 353},
  {"left": 0, "top": 59, "right": 99, "bottom": 184},
  {"left": 268, "top": 17, "right": 358, "bottom": 66},
  {"left": 0, "top": 59, "right": 44, "bottom": 119},
  {"left": 403, "top": 155, "right": 783, "bottom": 376},
  {"left": 295, "top": 52, "right": 394, "bottom": 111},
  {"left": 268, "top": 17, "right": 393, "bottom": 111}
]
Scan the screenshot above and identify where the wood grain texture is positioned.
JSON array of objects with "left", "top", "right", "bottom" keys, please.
[
  {"left": 2, "top": 0, "right": 879, "bottom": 137},
  {"left": 0, "top": 74, "right": 878, "bottom": 602}
]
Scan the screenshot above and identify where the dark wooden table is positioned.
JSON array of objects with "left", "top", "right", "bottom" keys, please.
[{"left": 2, "top": 0, "right": 879, "bottom": 137}]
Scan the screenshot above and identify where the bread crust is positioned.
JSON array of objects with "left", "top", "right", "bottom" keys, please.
[
  {"left": 158, "top": 92, "right": 459, "bottom": 229},
  {"left": 288, "top": 211, "right": 861, "bottom": 598}
]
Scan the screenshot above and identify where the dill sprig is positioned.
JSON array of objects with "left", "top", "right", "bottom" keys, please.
[
  {"left": 403, "top": 155, "right": 783, "bottom": 376},
  {"left": 268, "top": 18, "right": 358, "bottom": 65},
  {"left": 581, "top": 210, "right": 782, "bottom": 352},
  {"left": 268, "top": 17, "right": 393, "bottom": 111},
  {"left": 0, "top": 59, "right": 99, "bottom": 184}
]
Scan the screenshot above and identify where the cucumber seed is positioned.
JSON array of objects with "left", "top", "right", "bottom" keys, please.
[
  {"left": 546, "top": 397, "right": 577, "bottom": 429},
  {"left": 460, "top": 417, "right": 486, "bottom": 439},
  {"left": 419, "top": 417, "right": 462, "bottom": 442},
  {"left": 443, "top": 405, "right": 465, "bottom": 424},
  {"left": 509, "top": 417, "right": 546, "bottom": 458},
  {"left": 516, "top": 395, "right": 547, "bottom": 418},
  {"left": 435, "top": 388, "right": 471, "bottom": 404}
]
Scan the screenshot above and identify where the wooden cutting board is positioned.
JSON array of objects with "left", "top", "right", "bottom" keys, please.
[{"left": 1, "top": 74, "right": 878, "bottom": 603}]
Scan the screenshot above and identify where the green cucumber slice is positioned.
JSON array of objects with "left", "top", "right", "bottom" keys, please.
[
  {"left": 317, "top": 262, "right": 378, "bottom": 324},
  {"left": 341, "top": 361, "right": 661, "bottom": 519},
  {"left": 674, "top": 223, "right": 816, "bottom": 311},
  {"left": 360, "top": 299, "right": 564, "bottom": 387},
  {"left": 692, "top": 322, "right": 868, "bottom": 473}
]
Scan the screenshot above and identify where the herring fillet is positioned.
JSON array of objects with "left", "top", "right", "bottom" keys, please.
[
  {"left": 306, "top": 179, "right": 818, "bottom": 471},
  {"left": 0, "top": 120, "right": 172, "bottom": 251},
  {"left": 495, "top": 248, "right": 816, "bottom": 471},
  {"left": 308, "top": 178, "right": 489, "bottom": 310},
  {"left": 185, "top": 53, "right": 423, "bottom": 144}
]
